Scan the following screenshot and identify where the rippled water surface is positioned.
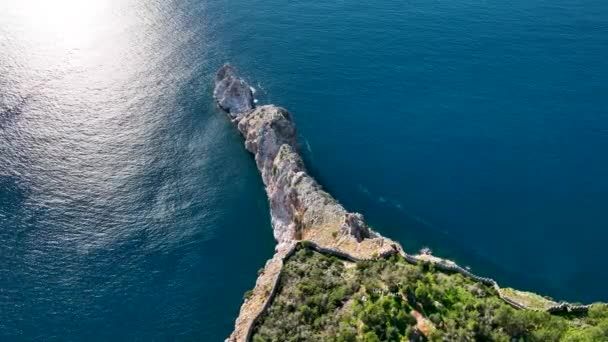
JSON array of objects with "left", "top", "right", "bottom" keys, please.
[
  {"left": 0, "top": 1, "right": 275, "bottom": 340},
  {"left": 1, "top": 0, "right": 608, "bottom": 340}
]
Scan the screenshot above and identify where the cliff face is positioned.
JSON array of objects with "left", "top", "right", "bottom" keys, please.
[
  {"left": 213, "top": 64, "right": 255, "bottom": 118},
  {"left": 214, "top": 64, "right": 389, "bottom": 252},
  {"left": 214, "top": 64, "right": 397, "bottom": 341}
]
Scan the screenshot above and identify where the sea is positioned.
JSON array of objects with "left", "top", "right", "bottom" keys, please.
[{"left": 1, "top": 0, "right": 607, "bottom": 340}]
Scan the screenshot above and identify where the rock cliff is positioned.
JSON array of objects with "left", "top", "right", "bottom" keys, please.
[
  {"left": 214, "top": 64, "right": 255, "bottom": 118},
  {"left": 214, "top": 64, "right": 397, "bottom": 341},
  {"left": 214, "top": 64, "right": 392, "bottom": 253}
]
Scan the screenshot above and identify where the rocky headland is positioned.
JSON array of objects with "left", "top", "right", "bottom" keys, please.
[
  {"left": 213, "top": 64, "right": 395, "bottom": 255},
  {"left": 214, "top": 64, "right": 605, "bottom": 342}
]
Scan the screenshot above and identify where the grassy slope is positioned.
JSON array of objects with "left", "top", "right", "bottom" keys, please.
[{"left": 252, "top": 248, "right": 608, "bottom": 342}]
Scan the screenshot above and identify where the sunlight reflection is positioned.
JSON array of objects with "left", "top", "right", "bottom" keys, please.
[{"left": 7, "top": 0, "right": 113, "bottom": 52}]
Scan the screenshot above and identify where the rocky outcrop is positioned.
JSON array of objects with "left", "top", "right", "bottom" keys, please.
[
  {"left": 341, "top": 213, "right": 377, "bottom": 242},
  {"left": 213, "top": 64, "right": 255, "bottom": 118},
  {"left": 215, "top": 65, "right": 397, "bottom": 342},
  {"left": 214, "top": 64, "right": 393, "bottom": 252}
]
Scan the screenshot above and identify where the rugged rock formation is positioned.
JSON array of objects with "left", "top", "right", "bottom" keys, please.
[
  {"left": 341, "top": 212, "right": 376, "bottom": 242},
  {"left": 213, "top": 64, "right": 255, "bottom": 118},
  {"left": 215, "top": 65, "right": 397, "bottom": 341},
  {"left": 214, "top": 64, "right": 391, "bottom": 252}
]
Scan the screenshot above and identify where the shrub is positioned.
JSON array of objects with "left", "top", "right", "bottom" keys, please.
[{"left": 252, "top": 248, "right": 606, "bottom": 342}]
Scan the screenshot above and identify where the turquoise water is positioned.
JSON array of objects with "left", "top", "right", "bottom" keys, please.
[{"left": 1, "top": 0, "right": 607, "bottom": 340}]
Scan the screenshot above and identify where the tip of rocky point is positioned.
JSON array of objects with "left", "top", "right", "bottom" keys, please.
[{"left": 213, "top": 64, "right": 255, "bottom": 119}]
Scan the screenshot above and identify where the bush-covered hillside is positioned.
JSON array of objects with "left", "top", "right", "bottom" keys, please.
[{"left": 252, "top": 247, "right": 608, "bottom": 342}]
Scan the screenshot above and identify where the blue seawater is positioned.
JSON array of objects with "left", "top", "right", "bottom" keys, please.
[{"left": 1, "top": 0, "right": 607, "bottom": 340}]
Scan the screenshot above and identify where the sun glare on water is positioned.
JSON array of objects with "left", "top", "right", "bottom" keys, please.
[
  {"left": 6, "top": 0, "right": 114, "bottom": 51},
  {"left": 1, "top": 0, "right": 146, "bottom": 87}
]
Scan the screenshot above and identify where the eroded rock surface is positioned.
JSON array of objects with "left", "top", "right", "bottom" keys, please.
[
  {"left": 214, "top": 64, "right": 397, "bottom": 342},
  {"left": 213, "top": 64, "right": 255, "bottom": 118},
  {"left": 341, "top": 212, "right": 377, "bottom": 242},
  {"left": 213, "top": 65, "right": 389, "bottom": 249}
]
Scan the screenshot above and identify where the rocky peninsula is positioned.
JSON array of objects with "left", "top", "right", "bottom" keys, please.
[{"left": 214, "top": 64, "right": 607, "bottom": 342}]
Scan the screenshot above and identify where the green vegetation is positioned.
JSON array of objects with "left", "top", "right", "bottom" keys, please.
[{"left": 252, "top": 247, "right": 608, "bottom": 342}]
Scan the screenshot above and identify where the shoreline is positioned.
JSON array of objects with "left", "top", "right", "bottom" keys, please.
[{"left": 213, "top": 64, "right": 598, "bottom": 342}]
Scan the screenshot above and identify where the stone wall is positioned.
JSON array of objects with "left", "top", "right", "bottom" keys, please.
[
  {"left": 241, "top": 240, "right": 594, "bottom": 341},
  {"left": 243, "top": 242, "right": 299, "bottom": 342}
]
